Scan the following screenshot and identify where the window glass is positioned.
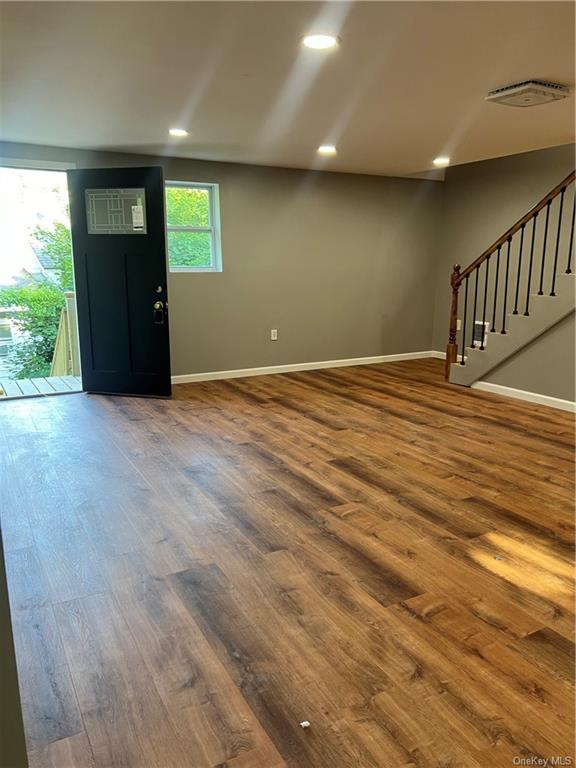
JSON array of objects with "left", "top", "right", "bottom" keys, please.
[
  {"left": 86, "top": 188, "right": 146, "bottom": 234},
  {"left": 167, "top": 231, "right": 212, "bottom": 269},
  {"left": 165, "top": 186, "right": 209, "bottom": 228},
  {"left": 165, "top": 182, "right": 221, "bottom": 272}
]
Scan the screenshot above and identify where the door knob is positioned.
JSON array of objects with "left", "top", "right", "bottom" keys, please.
[{"left": 153, "top": 300, "right": 165, "bottom": 324}]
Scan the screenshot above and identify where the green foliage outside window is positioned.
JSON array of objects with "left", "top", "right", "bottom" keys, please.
[
  {"left": 167, "top": 230, "right": 212, "bottom": 268},
  {"left": 165, "top": 186, "right": 213, "bottom": 269}
]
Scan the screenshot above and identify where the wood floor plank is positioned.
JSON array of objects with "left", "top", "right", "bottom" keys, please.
[
  {"left": 54, "top": 592, "right": 196, "bottom": 768},
  {"left": 5, "top": 547, "right": 52, "bottom": 611},
  {"left": 17, "top": 661, "right": 83, "bottom": 751},
  {"left": 171, "top": 562, "right": 385, "bottom": 768},
  {"left": 11, "top": 606, "right": 83, "bottom": 751},
  {"left": 36, "top": 526, "right": 109, "bottom": 604},
  {"left": 115, "top": 574, "right": 286, "bottom": 768},
  {"left": 28, "top": 732, "right": 96, "bottom": 768},
  {"left": 511, "top": 627, "right": 575, "bottom": 685},
  {"left": 0, "top": 359, "right": 573, "bottom": 767}
]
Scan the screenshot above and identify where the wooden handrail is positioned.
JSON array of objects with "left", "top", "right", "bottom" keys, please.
[
  {"left": 455, "top": 170, "right": 575, "bottom": 286},
  {"left": 445, "top": 169, "right": 575, "bottom": 380}
]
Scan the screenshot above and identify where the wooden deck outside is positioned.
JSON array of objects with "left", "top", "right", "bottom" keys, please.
[{"left": 0, "top": 375, "right": 82, "bottom": 399}]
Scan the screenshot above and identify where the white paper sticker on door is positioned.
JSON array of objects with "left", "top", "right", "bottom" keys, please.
[{"left": 132, "top": 204, "right": 144, "bottom": 230}]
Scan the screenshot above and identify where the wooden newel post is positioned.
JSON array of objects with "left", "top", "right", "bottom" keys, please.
[{"left": 445, "top": 264, "right": 461, "bottom": 380}]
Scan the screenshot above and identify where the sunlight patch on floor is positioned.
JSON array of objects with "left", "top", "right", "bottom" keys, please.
[
  {"left": 484, "top": 531, "right": 573, "bottom": 579},
  {"left": 470, "top": 532, "right": 573, "bottom": 608}
]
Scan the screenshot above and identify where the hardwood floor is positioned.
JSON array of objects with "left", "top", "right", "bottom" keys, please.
[{"left": 1, "top": 359, "right": 574, "bottom": 768}]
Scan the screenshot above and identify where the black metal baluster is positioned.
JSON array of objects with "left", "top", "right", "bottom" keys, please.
[
  {"left": 567, "top": 193, "right": 575, "bottom": 274},
  {"left": 490, "top": 245, "right": 501, "bottom": 332},
  {"left": 524, "top": 213, "right": 538, "bottom": 316},
  {"left": 512, "top": 224, "right": 525, "bottom": 314},
  {"left": 550, "top": 187, "right": 565, "bottom": 296},
  {"left": 480, "top": 255, "right": 490, "bottom": 350},
  {"left": 460, "top": 275, "right": 469, "bottom": 365},
  {"left": 537, "top": 200, "right": 551, "bottom": 294},
  {"left": 470, "top": 266, "right": 479, "bottom": 348},
  {"left": 501, "top": 237, "right": 511, "bottom": 334}
]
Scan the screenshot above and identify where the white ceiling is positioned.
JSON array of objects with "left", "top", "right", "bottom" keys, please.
[{"left": 0, "top": 1, "right": 574, "bottom": 177}]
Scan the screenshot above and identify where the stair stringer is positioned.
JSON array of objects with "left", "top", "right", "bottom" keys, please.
[{"left": 449, "top": 273, "right": 575, "bottom": 387}]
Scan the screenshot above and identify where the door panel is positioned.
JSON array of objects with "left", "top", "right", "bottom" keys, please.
[
  {"left": 85, "top": 250, "right": 130, "bottom": 372},
  {"left": 67, "top": 167, "right": 171, "bottom": 397}
]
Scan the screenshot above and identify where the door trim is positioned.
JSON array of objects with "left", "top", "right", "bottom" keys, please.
[{"left": 0, "top": 157, "right": 76, "bottom": 171}]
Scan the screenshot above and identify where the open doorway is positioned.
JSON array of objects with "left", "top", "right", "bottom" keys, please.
[{"left": 0, "top": 164, "right": 81, "bottom": 399}]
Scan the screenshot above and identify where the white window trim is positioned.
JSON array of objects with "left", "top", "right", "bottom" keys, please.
[
  {"left": 0, "top": 157, "right": 76, "bottom": 171},
  {"left": 165, "top": 180, "right": 222, "bottom": 273}
]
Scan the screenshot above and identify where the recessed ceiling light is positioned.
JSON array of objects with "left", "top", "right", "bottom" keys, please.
[
  {"left": 303, "top": 34, "right": 338, "bottom": 50},
  {"left": 433, "top": 156, "right": 450, "bottom": 167},
  {"left": 317, "top": 144, "right": 337, "bottom": 156},
  {"left": 169, "top": 128, "right": 189, "bottom": 137}
]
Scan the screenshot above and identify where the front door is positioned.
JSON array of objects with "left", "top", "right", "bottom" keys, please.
[{"left": 67, "top": 166, "right": 171, "bottom": 396}]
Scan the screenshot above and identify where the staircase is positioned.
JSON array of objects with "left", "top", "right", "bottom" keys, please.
[{"left": 445, "top": 171, "right": 575, "bottom": 385}]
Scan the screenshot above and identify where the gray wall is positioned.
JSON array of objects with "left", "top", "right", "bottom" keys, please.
[
  {"left": 1, "top": 140, "right": 573, "bottom": 398},
  {"left": 432, "top": 144, "right": 575, "bottom": 400},
  {"left": 0, "top": 532, "right": 29, "bottom": 768},
  {"left": 0, "top": 141, "right": 442, "bottom": 376},
  {"left": 485, "top": 313, "right": 575, "bottom": 401}
]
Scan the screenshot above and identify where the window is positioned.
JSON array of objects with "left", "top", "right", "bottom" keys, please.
[{"left": 165, "top": 182, "right": 222, "bottom": 272}]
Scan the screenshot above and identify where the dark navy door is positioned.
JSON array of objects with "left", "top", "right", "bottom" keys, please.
[{"left": 67, "top": 166, "right": 171, "bottom": 397}]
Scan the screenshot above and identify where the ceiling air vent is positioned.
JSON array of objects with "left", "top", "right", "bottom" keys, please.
[{"left": 486, "top": 80, "right": 570, "bottom": 107}]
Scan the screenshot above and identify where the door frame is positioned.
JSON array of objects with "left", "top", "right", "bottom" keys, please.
[{"left": 0, "top": 157, "right": 83, "bottom": 400}]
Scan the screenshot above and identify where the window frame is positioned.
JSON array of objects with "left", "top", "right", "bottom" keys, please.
[{"left": 165, "top": 180, "right": 222, "bottom": 273}]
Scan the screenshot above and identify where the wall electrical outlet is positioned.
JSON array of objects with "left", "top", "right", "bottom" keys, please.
[
  {"left": 270, "top": 329, "right": 278, "bottom": 341},
  {"left": 456, "top": 319, "right": 461, "bottom": 331}
]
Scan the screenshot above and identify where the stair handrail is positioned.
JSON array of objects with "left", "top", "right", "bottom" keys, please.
[
  {"left": 445, "top": 170, "right": 575, "bottom": 378},
  {"left": 455, "top": 171, "right": 575, "bottom": 287}
]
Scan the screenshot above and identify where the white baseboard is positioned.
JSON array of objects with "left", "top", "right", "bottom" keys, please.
[
  {"left": 472, "top": 381, "right": 576, "bottom": 413},
  {"left": 172, "top": 350, "right": 445, "bottom": 384},
  {"left": 171, "top": 351, "right": 575, "bottom": 413}
]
